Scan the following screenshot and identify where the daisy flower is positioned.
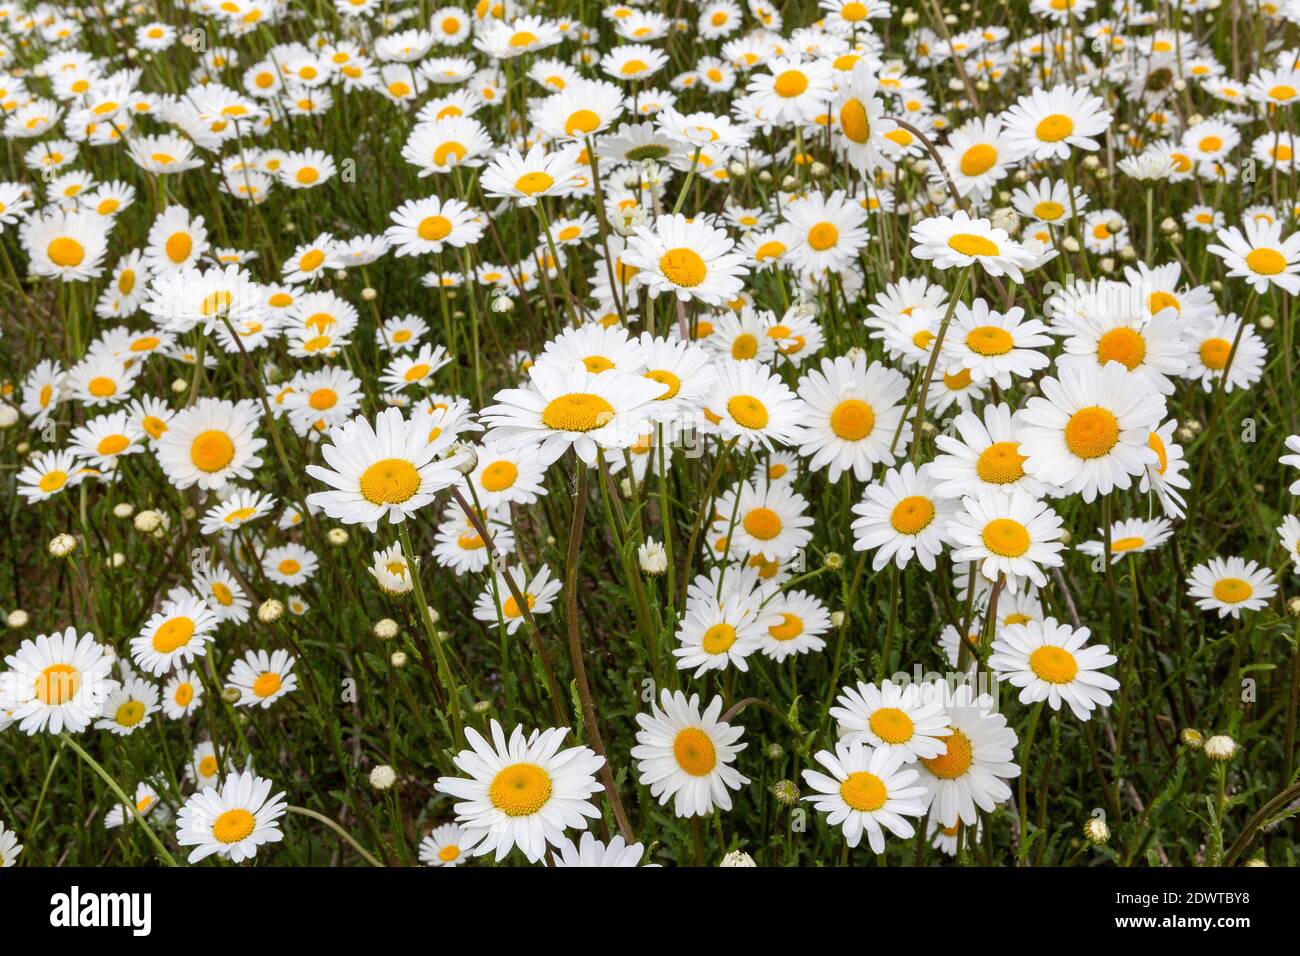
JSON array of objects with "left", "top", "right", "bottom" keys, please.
[
  {"left": 802, "top": 741, "right": 929, "bottom": 852},
  {"left": 712, "top": 479, "right": 814, "bottom": 562},
  {"left": 1076, "top": 517, "right": 1174, "bottom": 566},
  {"left": 1017, "top": 362, "right": 1165, "bottom": 502},
  {"left": 227, "top": 649, "right": 299, "bottom": 708},
  {"left": 96, "top": 675, "right": 160, "bottom": 736},
  {"left": 915, "top": 682, "right": 1020, "bottom": 827},
  {"left": 129, "top": 593, "right": 219, "bottom": 677},
  {"left": 1185, "top": 313, "right": 1267, "bottom": 393},
  {"left": 19, "top": 207, "right": 108, "bottom": 281},
  {"left": 745, "top": 55, "right": 834, "bottom": 126},
  {"left": 831, "top": 679, "right": 953, "bottom": 762},
  {"left": 155, "top": 398, "right": 266, "bottom": 491},
  {"left": 947, "top": 490, "right": 1066, "bottom": 592},
  {"left": 434, "top": 720, "right": 605, "bottom": 863},
  {"left": 199, "top": 488, "right": 276, "bottom": 535},
  {"left": 15, "top": 448, "right": 87, "bottom": 504},
  {"left": 0, "top": 627, "right": 114, "bottom": 734},
  {"left": 472, "top": 564, "right": 561, "bottom": 634},
  {"left": 1001, "top": 84, "right": 1112, "bottom": 160},
  {"left": 552, "top": 832, "right": 653, "bottom": 867},
  {"left": 990, "top": 618, "right": 1119, "bottom": 720},
  {"left": 162, "top": 667, "right": 203, "bottom": 719},
  {"left": 910, "top": 210, "right": 1035, "bottom": 282},
  {"left": 783, "top": 190, "right": 870, "bottom": 277},
  {"left": 1206, "top": 219, "right": 1300, "bottom": 294},
  {"left": 175, "top": 771, "right": 288, "bottom": 864},
  {"left": 306, "top": 406, "right": 468, "bottom": 526},
  {"left": 702, "top": 358, "right": 807, "bottom": 451},
  {"left": 673, "top": 578, "right": 772, "bottom": 676},
  {"left": 480, "top": 143, "right": 585, "bottom": 206},
  {"left": 418, "top": 822, "right": 485, "bottom": 867},
  {"left": 1186, "top": 556, "right": 1277, "bottom": 619},
  {"left": 0, "top": 823, "right": 20, "bottom": 866},
  {"left": 851, "top": 462, "right": 957, "bottom": 572},
  {"left": 757, "top": 589, "right": 830, "bottom": 661},
  {"left": 623, "top": 213, "right": 749, "bottom": 306},
  {"left": 481, "top": 363, "right": 663, "bottom": 466},
  {"left": 468, "top": 441, "right": 547, "bottom": 508},
  {"left": 1012, "top": 176, "right": 1086, "bottom": 224},
  {"left": 632, "top": 690, "right": 748, "bottom": 818},
  {"left": 930, "top": 403, "right": 1043, "bottom": 499},
  {"left": 385, "top": 195, "right": 484, "bottom": 256},
  {"left": 942, "top": 298, "right": 1052, "bottom": 387}
]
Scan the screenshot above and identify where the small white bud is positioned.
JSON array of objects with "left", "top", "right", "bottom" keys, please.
[{"left": 49, "top": 533, "right": 77, "bottom": 557}]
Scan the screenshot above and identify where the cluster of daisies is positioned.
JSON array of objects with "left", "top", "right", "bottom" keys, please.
[{"left": 1, "top": 0, "right": 1298, "bottom": 868}]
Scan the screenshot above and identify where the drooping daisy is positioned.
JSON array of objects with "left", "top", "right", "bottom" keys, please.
[
  {"left": 802, "top": 740, "right": 928, "bottom": 852},
  {"left": 1017, "top": 362, "right": 1165, "bottom": 502},
  {"left": 175, "top": 770, "right": 288, "bottom": 864},
  {"left": 227, "top": 649, "right": 298, "bottom": 708},
  {"left": 831, "top": 679, "right": 953, "bottom": 762},
  {"left": 990, "top": 618, "right": 1120, "bottom": 720},
  {"left": 103, "top": 782, "right": 168, "bottom": 830},
  {"left": 1186, "top": 556, "right": 1277, "bottom": 619},
  {"left": 947, "top": 490, "right": 1066, "bottom": 592},
  {"left": 632, "top": 690, "right": 748, "bottom": 818},
  {"left": 0, "top": 627, "right": 114, "bottom": 734},
  {"left": 832, "top": 61, "right": 896, "bottom": 173},
  {"left": 434, "top": 720, "right": 606, "bottom": 863},
  {"left": 155, "top": 398, "right": 266, "bottom": 491},
  {"left": 851, "top": 462, "right": 957, "bottom": 572}
]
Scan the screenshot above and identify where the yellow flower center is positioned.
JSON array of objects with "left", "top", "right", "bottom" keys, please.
[
  {"left": 564, "top": 109, "right": 600, "bottom": 135},
  {"left": 673, "top": 727, "right": 718, "bottom": 775},
  {"left": 807, "top": 222, "right": 839, "bottom": 250},
  {"left": 115, "top": 700, "right": 145, "bottom": 727},
  {"left": 1199, "top": 337, "right": 1232, "bottom": 370},
  {"left": 1035, "top": 113, "right": 1075, "bottom": 142},
  {"left": 768, "top": 613, "right": 803, "bottom": 641},
  {"left": 702, "top": 623, "right": 738, "bottom": 654},
  {"left": 1029, "top": 645, "right": 1078, "bottom": 684},
  {"left": 35, "top": 663, "right": 80, "bottom": 704},
  {"left": 481, "top": 460, "right": 518, "bottom": 492},
  {"left": 658, "top": 247, "right": 707, "bottom": 287},
  {"left": 960, "top": 144, "right": 998, "bottom": 176},
  {"left": 418, "top": 215, "right": 452, "bottom": 241},
  {"left": 840, "top": 98, "right": 869, "bottom": 144},
  {"left": 1148, "top": 432, "right": 1168, "bottom": 474},
  {"left": 920, "top": 729, "right": 973, "bottom": 779},
  {"left": 983, "top": 518, "right": 1031, "bottom": 557},
  {"left": 1198, "top": 135, "right": 1222, "bottom": 153},
  {"left": 645, "top": 369, "right": 681, "bottom": 399},
  {"left": 88, "top": 376, "right": 117, "bottom": 397},
  {"left": 191, "top": 430, "right": 235, "bottom": 472},
  {"left": 1271, "top": 84, "right": 1297, "bottom": 100},
  {"left": 502, "top": 593, "right": 535, "bottom": 618},
  {"left": 299, "top": 249, "right": 325, "bottom": 272},
  {"left": 773, "top": 69, "right": 809, "bottom": 97},
  {"left": 359, "top": 458, "right": 421, "bottom": 504},
  {"left": 489, "top": 762, "right": 552, "bottom": 815},
  {"left": 869, "top": 706, "right": 915, "bottom": 744},
  {"left": 1245, "top": 247, "right": 1286, "bottom": 275},
  {"left": 39, "top": 470, "right": 68, "bottom": 493},
  {"left": 891, "top": 495, "right": 936, "bottom": 534},
  {"left": 97, "top": 434, "right": 129, "bottom": 455},
  {"left": 166, "top": 232, "right": 192, "bottom": 263},
  {"left": 514, "top": 171, "right": 554, "bottom": 195},
  {"left": 252, "top": 671, "right": 282, "bottom": 697},
  {"left": 541, "top": 392, "right": 615, "bottom": 432},
  {"left": 212, "top": 808, "right": 256, "bottom": 844},
  {"left": 1111, "top": 536, "right": 1145, "bottom": 552},
  {"left": 947, "top": 233, "right": 999, "bottom": 256},
  {"left": 199, "top": 755, "right": 219, "bottom": 777},
  {"left": 152, "top": 616, "right": 195, "bottom": 653},
  {"left": 839, "top": 771, "right": 887, "bottom": 811},
  {"left": 976, "top": 441, "right": 1027, "bottom": 484},
  {"left": 174, "top": 683, "right": 194, "bottom": 706},
  {"left": 212, "top": 581, "right": 234, "bottom": 605},
  {"left": 965, "top": 325, "right": 1014, "bottom": 356},
  {"left": 309, "top": 387, "right": 337, "bottom": 410},
  {"left": 743, "top": 506, "right": 782, "bottom": 540},
  {"left": 727, "top": 394, "right": 769, "bottom": 429},
  {"left": 1033, "top": 200, "right": 1065, "bottom": 220},
  {"left": 1064, "top": 406, "right": 1119, "bottom": 459},
  {"left": 829, "top": 398, "right": 875, "bottom": 441},
  {"left": 1097, "top": 327, "right": 1146, "bottom": 369},
  {"left": 438, "top": 845, "right": 460, "bottom": 861},
  {"left": 1212, "top": 577, "right": 1252, "bottom": 603},
  {"left": 730, "top": 333, "right": 758, "bottom": 360},
  {"left": 48, "top": 236, "right": 85, "bottom": 267}
]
